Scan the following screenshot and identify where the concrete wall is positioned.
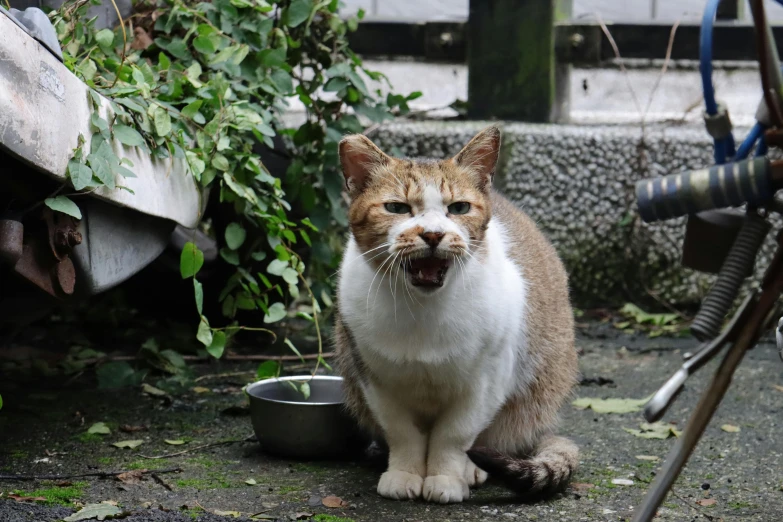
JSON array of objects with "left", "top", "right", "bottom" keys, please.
[{"left": 373, "top": 121, "right": 777, "bottom": 308}]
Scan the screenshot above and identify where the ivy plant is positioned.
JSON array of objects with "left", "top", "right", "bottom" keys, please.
[{"left": 49, "top": 0, "right": 420, "bottom": 365}]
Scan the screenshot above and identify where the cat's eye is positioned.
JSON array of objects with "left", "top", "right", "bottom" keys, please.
[
  {"left": 384, "top": 202, "right": 411, "bottom": 214},
  {"left": 448, "top": 202, "right": 471, "bottom": 215}
]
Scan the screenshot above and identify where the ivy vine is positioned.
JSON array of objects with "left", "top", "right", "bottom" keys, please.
[{"left": 48, "top": 0, "right": 419, "bottom": 371}]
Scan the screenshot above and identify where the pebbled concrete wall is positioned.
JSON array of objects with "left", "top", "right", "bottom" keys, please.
[{"left": 373, "top": 121, "right": 777, "bottom": 308}]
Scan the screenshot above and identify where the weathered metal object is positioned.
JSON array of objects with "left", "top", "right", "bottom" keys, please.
[
  {"left": 0, "top": 219, "right": 23, "bottom": 265},
  {"left": 682, "top": 210, "right": 746, "bottom": 275},
  {"left": 11, "top": 207, "right": 81, "bottom": 298},
  {"left": 246, "top": 376, "right": 369, "bottom": 459}
]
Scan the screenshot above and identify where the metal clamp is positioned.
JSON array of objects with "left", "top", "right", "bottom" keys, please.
[{"left": 703, "top": 101, "right": 733, "bottom": 140}]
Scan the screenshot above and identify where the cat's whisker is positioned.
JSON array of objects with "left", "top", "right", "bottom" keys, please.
[
  {"left": 330, "top": 242, "right": 392, "bottom": 279},
  {"left": 374, "top": 250, "right": 400, "bottom": 309},
  {"left": 365, "top": 252, "right": 397, "bottom": 314}
]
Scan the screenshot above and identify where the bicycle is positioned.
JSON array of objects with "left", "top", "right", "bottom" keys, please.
[{"left": 630, "top": 1, "right": 783, "bottom": 520}]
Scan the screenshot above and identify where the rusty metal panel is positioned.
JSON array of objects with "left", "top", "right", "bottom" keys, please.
[{"left": 0, "top": 12, "right": 203, "bottom": 229}]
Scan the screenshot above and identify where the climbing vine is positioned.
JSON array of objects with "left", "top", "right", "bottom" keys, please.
[{"left": 48, "top": 0, "right": 419, "bottom": 373}]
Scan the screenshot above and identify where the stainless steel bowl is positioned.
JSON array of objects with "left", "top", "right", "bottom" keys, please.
[{"left": 246, "top": 375, "right": 368, "bottom": 459}]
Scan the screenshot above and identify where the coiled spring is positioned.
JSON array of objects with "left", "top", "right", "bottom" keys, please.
[{"left": 691, "top": 214, "right": 770, "bottom": 341}]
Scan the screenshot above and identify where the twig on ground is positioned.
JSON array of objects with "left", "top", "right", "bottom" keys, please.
[
  {"left": 0, "top": 468, "right": 181, "bottom": 481},
  {"left": 150, "top": 472, "right": 174, "bottom": 491},
  {"left": 77, "top": 352, "right": 335, "bottom": 366},
  {"left": 194, "top": 370, "right": 256, "bottom": 382},
  {"left": 138, "top": 436, "right": 253, "bottom": 460}
]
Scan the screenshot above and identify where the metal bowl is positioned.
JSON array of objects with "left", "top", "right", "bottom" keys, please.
[{"left": 246, "top": 375, "right": 369, "bottom": 459}]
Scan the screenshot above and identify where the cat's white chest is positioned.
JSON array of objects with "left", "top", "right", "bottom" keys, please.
[{"left": 338, "top": 219, "right": 528, "bottom": 401}]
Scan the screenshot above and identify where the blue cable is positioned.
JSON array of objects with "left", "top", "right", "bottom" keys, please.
[
  {"left": 700, "top": 0, "right": 736, "bottom": 164},
  {"left": 734, "top": 122, "right": 764, "bottom": 160},
  {"left": 756, "top": 136, "right": 768, "bottom": 156}
]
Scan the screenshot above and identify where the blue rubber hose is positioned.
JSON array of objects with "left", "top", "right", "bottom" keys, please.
[{"left": 734, "top": 122, "right": 764, "bottom": 160}]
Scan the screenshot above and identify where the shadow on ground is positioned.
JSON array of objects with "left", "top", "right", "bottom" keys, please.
[{"left": 2, "top": 323, "right": 783, "bottom": 521}]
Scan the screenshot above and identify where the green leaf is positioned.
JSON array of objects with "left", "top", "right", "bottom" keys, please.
[
  {"left": 624, "top": 422, "right": 681, "bottom": 439},
  {"left": 207, "top": 331, "right": 227, "bottom": 359},
  {"left": 142, "top": 383, "right": 168, "bottom": 397},
  {"left": 91, "top": 113, "right": 109, "bottom": 133},
  {"left": 245, "top": 478, "right": 257, "bottom": 486},
  {"left": 225, "top": 222, "right": 247, "bottom": 249},
  {"left": 267, "top": 259, "right": 288, "bottom": 276},
  {"left": 95, "top": 28, "right": 115, "bottom": 49},
  {"left": 197, "top": 316, "right": 213, "bottom": 347},
  {"left": 45, "top": 196, "right": 82, "bottom": 219},
  {"left": 180, "top": 242, "right": 204, "bottom": 278},
  {"left": 87, "top": 153, "right": 115, "bottom": 189},
  {"left": 263, "top": 302, "right": 286, "bottom": 323},
  {"left": 96, "top": 361, "right": 143, "bottom": 389},
  {"left": 164, "top": 439, "right": 187, "bottom": 445},
  {"left": 285, "top": 0, "right": 312, "bottom": 27},
  {"left": 194, "top": 279, "right": 204, "bottom": 315},
  {"left": 153, "top": 106, "right": 172, "bottom": 137},
  {"left": 572, "top": 395, "right": 653, "bottom": 414},
  {"left": 112, "top": 440, "right": 144, "bottom": 449},
  {"left": 113, "top": 124, "right": 144, "bottom": 147},
  {"left": 181, "top": 100, "right": 203, "bottom": 118},
  {"left": 299, "top": 382, "right": 311, "bottom": 400},
  {"left": 67, "top": 161, "right": 93, "bottom": 191},
  {"left": 87, "top": 422, "right": 111, "bottom": 435},
  {"left": 63, "top": 503, "right": 122, "bottom": 521},
  {"left": 256, "top": 360, "right": 280, "bottom": 380},
  {"left": 269, "top": 69, "right": 293, "bottom": 94},
  {"left": 193, "top": 36, "right": 216, "bottom": 54},
  {"left": 0, "top": 394, "right": 3, "bottom": 411},
  {"left": 281, "top": 267, "right": 299, "bottom": 285},
  {"left": 212, "top": 153, "right": 230, "bottom": 171},
  {"left": 284, "top": 337, "right": 304, "bottom": 362},
  {"left": 220, "top": 248, "right": 240, "bottom": 266}
]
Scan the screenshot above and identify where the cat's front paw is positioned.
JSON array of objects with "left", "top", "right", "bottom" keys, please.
[
  {"left": 423, "top": 475, "right": 469, "bottom": 503},
  {"left": 377, "top": 470, "right": 424, "bottom": 500},
  {"left": 464, "top": 458, "right": 488, "bottom": 487}
]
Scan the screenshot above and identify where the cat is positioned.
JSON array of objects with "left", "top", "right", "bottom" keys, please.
[{"left": 333, "top": 126, "right": 579, "bottom": 504}]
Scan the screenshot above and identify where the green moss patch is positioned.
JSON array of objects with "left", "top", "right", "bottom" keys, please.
[{"left": 11, "top": 481, "right": 87, "bottom": 506}]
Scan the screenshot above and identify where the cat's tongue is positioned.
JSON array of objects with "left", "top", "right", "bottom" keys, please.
[{"left": 408, "top": 257, "right": 450, "bottom": 287}]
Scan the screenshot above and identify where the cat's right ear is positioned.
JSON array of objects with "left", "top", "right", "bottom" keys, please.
[{"left": 339, "top": 135, "right": 391, "bottom": 197}]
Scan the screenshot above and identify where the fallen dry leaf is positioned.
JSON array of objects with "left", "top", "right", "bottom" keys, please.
[
  {"left": 570, "top": 483, "right": 595, "bottom": 492},
  {"left": 721, "top": 424, "right": 741, "bottom": 433},
  {"left": 164, "top": 440, "right": 186, "bottom": 445},
  {"left": 120, "top": 425, "right": 147, "bottom": 433},
  {"left": 192, "top": 387, "right": 211, "bottom": 394},
  {"left": 131, "top": 27, "right": 154, "bottom": 51},
  {"left": 624, "top": 421, "right": 681, "bottom": 439},
  {"left": 293, "top": 513, "right": 313, "bottom": 520},
  {"left": 117, "top": 470, "right": 145, "bottom": 485},
  {"left": 112, "top": 440, "right": 144, "bottom": 449},
  {"left": 63, "top": 502, "right": 122, "bottom": 521},
  {"left": 322, "top": 495, "right": 348, "bottom": 508},
  {"left": 635, "top": 455, "right": 660, "bottom": 462},
  {"left": 697, "top": 498, "right": 717, "bottom": 506},
  {"left": 8, "top": 494, "right": 47, "bottom": 502},
  {"left": 774, "top": 385, "right": 783, "bottom": 393},
  {"left": 611, "top": 478, "right": 634, "bottom": 486},
  {"left": 87, "top": 422, "right": 111, "bottom": 435},
  {"left": 56, "top": 481, "right": 74, "bottom": 487},
  {"left": 213, "top": 510, "right": 241, "bottom": 518},
  {"left": 141, "top": 384, "right": 168, "bottom": 397},
  {"left": 572, "top": 395, "right": 652, "bottom": 414}
]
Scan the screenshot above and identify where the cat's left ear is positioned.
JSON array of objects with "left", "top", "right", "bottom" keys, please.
[
  {"left": 339, "top": 134, "right": 392, "bottom": 197},
  {"left": 452, "top": 126, "right": 501, "bottom": 191}
]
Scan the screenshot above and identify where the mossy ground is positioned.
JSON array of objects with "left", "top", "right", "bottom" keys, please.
[{"left": 1, "top": 323, "right": 782, "bottom": 521}]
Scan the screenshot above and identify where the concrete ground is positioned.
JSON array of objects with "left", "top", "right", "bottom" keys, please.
[{"left": 2, "top": 322, "right": 783, "bottom": 522}]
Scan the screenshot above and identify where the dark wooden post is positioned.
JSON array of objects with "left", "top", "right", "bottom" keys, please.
[
  {"left": 467, "top": 0, "right": 571, "bottom": 122},
  {"left": 716, "top": 0, "right": 742, "bottom": 20}
]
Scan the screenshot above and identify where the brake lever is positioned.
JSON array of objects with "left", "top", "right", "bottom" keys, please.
[{"left": 643, "top": 293, "right": 757, "bottom": 423}]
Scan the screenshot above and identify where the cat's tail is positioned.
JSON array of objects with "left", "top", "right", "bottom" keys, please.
[{"left": 466, "top": 435, "right": 578, "bottom": 496}]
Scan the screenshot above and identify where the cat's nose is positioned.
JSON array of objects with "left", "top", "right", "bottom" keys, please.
[{"left": 420, "top": 231, "right": 445, "bottom": 248}]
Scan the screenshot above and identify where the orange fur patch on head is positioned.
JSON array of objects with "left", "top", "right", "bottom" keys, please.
[{"left": 339, "top": 127, "right": 502, "bottom": 268}]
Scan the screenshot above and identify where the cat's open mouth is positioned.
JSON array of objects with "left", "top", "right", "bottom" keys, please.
[{"left": 405, "top": 256, "right": 450, "bottom": 287}]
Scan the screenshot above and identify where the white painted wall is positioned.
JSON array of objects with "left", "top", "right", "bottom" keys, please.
[{"left": 340, "top": 0, "right": 783, "bottom": 22}]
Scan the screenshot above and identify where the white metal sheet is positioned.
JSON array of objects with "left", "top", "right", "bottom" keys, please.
[{"left": 0, "top": 13, "right": 203, "bottom": 228}]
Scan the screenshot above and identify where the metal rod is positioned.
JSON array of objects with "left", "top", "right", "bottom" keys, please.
[{"left": 632, "top": 236, "right": 783, "bottom": 521}]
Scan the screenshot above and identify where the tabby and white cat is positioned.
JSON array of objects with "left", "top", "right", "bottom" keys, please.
[{"left": 334, "top": 127, "right": 578, "bottom": 504}]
